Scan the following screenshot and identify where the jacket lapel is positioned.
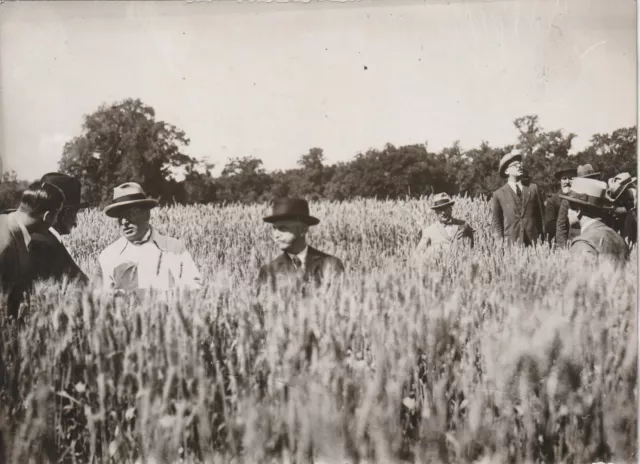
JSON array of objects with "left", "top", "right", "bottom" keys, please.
[
  {"left": 304, "top": 247, "right": 324, "bottom": 277},
  {"left": 521, "top": 184, "right": 531, "bottom": 212},
  {"left": 502, "top": 184, "right": 520, "bottom": 213}
]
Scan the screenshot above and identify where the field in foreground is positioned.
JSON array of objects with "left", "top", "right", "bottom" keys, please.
[{"left": 0, "top": 196, "right": 637, "bottom": 464}]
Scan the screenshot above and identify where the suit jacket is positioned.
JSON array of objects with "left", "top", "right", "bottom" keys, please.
[
  {"left": 492, "top": 183, "right": 545, "bottom": 246},
  {"left": 570, "top": 219, "right": 629, "bottom": 265},
  {"left": 622, "top": 208, "right": 637, "bottom": 246},
  {"left": 0, "top": 214, "right": 31, "bottom": 318},
  {"left": 554, "top": 199, "right": 581, "bottom": 249},
  {"left": 27, "top": 229, "right": 88, "bottom": 286},
  {"left": 416, "top": 218, "right": 474, "bottom": 250},
  {"left": 544, "top": 193, "right": 562, "bottom": 241},
  {"left": 257, "top": 246, "right": 344, "bottom": 293}
]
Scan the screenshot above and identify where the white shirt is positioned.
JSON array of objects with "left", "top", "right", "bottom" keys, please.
[
  {"left": 508, "top": 180, "right": 524, "bottom": 195},
  {"left": 287, "top": 245, "right": 309, "bottom": 271},
  {"left": 98, "top": 227, "right": 202, "bottom": 292}
]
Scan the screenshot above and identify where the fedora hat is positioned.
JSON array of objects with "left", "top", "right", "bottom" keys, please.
[
  {"left": 499, "top": 152, "right": 523, "bottom": 178},
  {"left": 40, "top": 172, "right": 89, "bottom": 208},
  {"left": 559, "top": 178, "right": 611, "bottom": 209},
  {"left": 607, "top": 172, "right": 637, "bottom": 201},
  {"left": 554, "top": 165, "right": 577, "bottom": 180},
  {"left": 430, "top": 192, "right": 455, "bottom": 210},
  {"left": 103, "top": 182, "right": 159, "bottom": 218},
  {"left": 576, "top": 164, "right": 600, "bottom": 179},
  {"left": 263, "top": 197, "right": 320, "bottom": 226}
]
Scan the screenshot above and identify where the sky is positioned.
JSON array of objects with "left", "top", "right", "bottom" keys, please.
[{"left": 0, "top": 0, "right": 636, "bottom": 180}]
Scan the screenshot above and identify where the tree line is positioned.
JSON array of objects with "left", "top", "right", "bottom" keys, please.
[{"left": 0, "top": 98, "right": 636, "bottom": 210}]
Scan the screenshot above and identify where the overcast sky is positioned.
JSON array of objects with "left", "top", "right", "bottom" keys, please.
[{"left": 0, "top": 0, "right": 636, "bottom": 180}]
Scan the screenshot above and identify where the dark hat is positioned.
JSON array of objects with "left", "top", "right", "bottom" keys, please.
[
  {"left": 576, "top": 164, "right": 600, "bottom": 179},
  {"left": 40, "top": 172, "right": 89, "bottom": 208},
  {"left": 103, "top": 182, "right": 159, "bottom": 218},
  {"left": 263, "top": 197, "right": 320, "bottom": 226},
  {"left": 554, "top": 165, "right": 577, "bottom": 180},
  {"left": 558, "top": 178, "right": 611, "bottom": 209}
]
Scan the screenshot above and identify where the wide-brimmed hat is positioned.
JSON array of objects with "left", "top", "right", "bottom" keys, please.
[
  {"left": 263, "top": 197, "right": 319, "bottom": 226},
  {"left": 559, "top": 178, "right": 611, "bottom": 209},
  {"left": 103, "top": 182, "right": 159, "bottom": 218},
  {"left": 499, "top": 152, "right": 523, "bottom": 178},
  {"left": 40, "top": 172, "right": 89, "bottom": 209},
  {"left": 430, "top": 192, "right": 455, "bottom": 210},
  {"left": 554, "top": 165, "right": 577, "bottom": 180},
  {"left": 607, "top": 172, "right": 637, "bottom": 201},
  {"left": 576, "top": 164, "right": 600, "bottom": 179}
]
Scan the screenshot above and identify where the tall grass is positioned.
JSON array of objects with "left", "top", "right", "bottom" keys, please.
[{"left": 0, "top": 196, "right": 636, "bottom": 463}]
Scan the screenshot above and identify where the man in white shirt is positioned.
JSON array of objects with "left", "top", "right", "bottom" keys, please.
[
  {"left": 491, "top": 151, "right": 545, "bottom": 246},
  {"left": 97, "top": 182, "right": 202, "bottom": 293},
  {"left": 416, "top": 192, "right": 474, "bottom": 251}
]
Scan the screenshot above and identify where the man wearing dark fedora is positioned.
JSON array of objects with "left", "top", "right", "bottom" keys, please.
[
  {"left": 257, "top": 197, "right": 344, "bottom": 292},
  {"left": 27, "top": 172, "right": 89, "bottom": 285},
  {"left": 560, "top": 178, "right": 628, "bottom": 264},
  {"left": 555, "top": 164, "right": 602, "bottom": 248},
  {"left": 97, "top": 182, "right": 202, "bottom": 293},
  {"left": 416, "top": 193, "right": 474, "bottom": 251},
  {"left": 491, "top": 151, "right": 545, "bottom": 247},
  {"left": 544, "top": 164, "right": 576, "bottom": 243}
]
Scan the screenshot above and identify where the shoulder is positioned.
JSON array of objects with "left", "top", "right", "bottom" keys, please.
[
  {"left": 99, "top": 237, "right": 128, "bottom": 261},
  {"left": 152, "top": 232, "right": 186, "bottom": 253},
  {"left": 30, "top": 230, "right": 58, "bottom": 247},
  {"left": 309, "top": 247, "right": 344, "bottom": 266}
]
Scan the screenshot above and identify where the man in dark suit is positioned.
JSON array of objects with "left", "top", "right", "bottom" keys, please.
[
  {"left": 491, "top": 151, "right": 545, "bottom": 246},
  {"left": 544, "top": 164, "right": 576, "bottom": 242},
  {"left": 258, "top": 198, "right": 344, "bottom": 292},
  {"left": 27, "top": 173, "right": 89, "bottom": 286},
  {"left": 0, "top": 182, "right": 65, "bottom": 318},
  {"left": 607, "top": 172, "right": 637, "bottom": 245},
  {"left": 561, "top": 178, "right": 629, "bottom": 265}
]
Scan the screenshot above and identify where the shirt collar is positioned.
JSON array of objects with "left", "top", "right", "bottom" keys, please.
[
  {"left": 287, "top": 245, "right": 309, "bottom": 264},
  {"left": 49, "top": 227, "right": 63, "bottom": 243},
  {"left": 119, "top": 227, "right": 156, "bottom": 254}
]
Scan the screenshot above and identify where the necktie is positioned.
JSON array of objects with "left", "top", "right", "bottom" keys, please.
[
  {"left": 516, "top": 184, "right": 522, "bottom": 197},
  {"left": 291, "top": 255, "right": 303, "bottom": 270}
]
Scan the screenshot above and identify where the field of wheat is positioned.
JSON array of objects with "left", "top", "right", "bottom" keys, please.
[{"left": 0, "top": 196, "right": 637, "bottom": 464}]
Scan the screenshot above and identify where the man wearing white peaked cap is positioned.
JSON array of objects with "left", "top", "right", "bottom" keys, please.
[
  {"left": 97, "top": 182, "right": 202, "bottom": 293},
  {"left": 560, "top": 178, "right": 629, "bottom": 265}
]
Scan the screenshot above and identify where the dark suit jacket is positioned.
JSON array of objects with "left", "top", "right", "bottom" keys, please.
[
  {"left": 555, "top": 199, "right": 581, "bottom": 249},
  {"left": 257, "top": 246, "right": 344, "bottom": 293},
  {"left": 544, "top": 192, "right": 563, "bottom": 241},
  {"left": 28, "top": 229, "right": 88, "bottom": 286},
  {"left": 492, "top": 183, "right": 545, "bottom": 246},
  {"left": 0, "top": 214, "right": 31, "bottom": 318}
]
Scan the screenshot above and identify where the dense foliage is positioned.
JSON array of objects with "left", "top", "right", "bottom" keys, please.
[{"left": 0, "top": 197, "right": 636, "bottom": 463}]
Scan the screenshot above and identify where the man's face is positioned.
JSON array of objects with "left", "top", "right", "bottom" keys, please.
[
  {"left": 117, "top": 206, "right": 151, "bottom": 242},
  {"left": 560, "top": 176, "right": 572, "bottom": 194},
  {"left": 54, "top": 207, "right": 79, "bottom": 235},
  {"left": 567, "top": 205, "right": 580, "bottom": 226},
  {"left": 435, "top": 205, "right": 453, "bottom": 224},
  {"left": 505, "top": 161, "right": 523, "bottom": 178},
  {"left": 271, "top": 219, "right": 307, "bottom": 251}
]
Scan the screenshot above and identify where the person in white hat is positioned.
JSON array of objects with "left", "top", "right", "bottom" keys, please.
[
  {"left": 97, "top": 182, "right": 202, "bottom": 293},
  {"left": 491, "top": 151, "right": 545, "bottom": 246},
  {"left": 606, "top": 172, "right": 637, "bottom": 245},
  {"left": 416, "top": 192, "right": 474, "bottom": 251},
  {"left": 560, "top": 178, "right": 629, "bottom": 264}
]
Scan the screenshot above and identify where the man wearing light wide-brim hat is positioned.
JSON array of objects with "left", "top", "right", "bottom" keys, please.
[
  {"left": 98, "top": 182, "right": 202, "bottom": 293},
  {"left": 257, "top": 197, "right": 344, "bottom": 292},
  {"left": 491, "top": 151, "right": 545, "bottom": 246},
  {"left": 416, "top": 193, "right": 474, "bottom": 251},
  {"left": 560, "top": 178, "right": 629, "bottom": 264}
]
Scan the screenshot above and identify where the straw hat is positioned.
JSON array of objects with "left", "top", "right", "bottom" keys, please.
[
  {"left": 430, "top": 192, "right": 455, "bottom": 210},
  {"left": 499, "top": 152, "right": 523, "bottom": 178},
  {"left": 576, "top": 164, "right": 600, "bottom": 179},
  {"left": 558, "top": 178, "right": 611, "bottom": 209},
  {"left": 103, "top": 183, "right": 159, "bottom": 218},
  {"left": 607, "top": 172, "right": 637, "bottom": 201}
]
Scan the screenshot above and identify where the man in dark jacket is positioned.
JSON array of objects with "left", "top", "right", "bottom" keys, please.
[
  {"left": 561, "top": 178, "right": 629, "bottom": 265},
  {"left": 27, "top": 173, "right": 89, "bottom": 286},
  {"left": 0, "top": 182, "right": 65, "bottom": 318},
  {"left": 544, "top": 164, "right": 576, "bottom": 242},
  {"left": 258, "top": 198, "right": 344, "bottom": 292},
  {"left": 491, "top": 151, "right": 545, "bottom": 246},
  {"left": 607, "top": 172, "right": 637, "bottom": 245},
  {"left": 555, "top": 164, "right": 601, "bottom": 248}
]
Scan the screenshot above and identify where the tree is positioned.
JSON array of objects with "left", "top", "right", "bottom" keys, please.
[
  {"left": 0, "top": 171, "right": 31, "bottom": 211},
  {"left": 216, "top": 156, "right": 273, "bottom": 204},
  {"left": 59, "top": 98, "right": 197, "bottom": 206},
  {"left": 575, "top": 126, "right": 637, "bottom": 180}
]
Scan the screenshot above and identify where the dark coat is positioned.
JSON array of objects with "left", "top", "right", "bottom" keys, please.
[
  {"left": 27, "top": 229, "right": 88, "bottom": 286},
  {"left": 0, "top": 214, "right": 31, "bottom": 318},
  {"left": 622, "top": 209, "right": 637, "bottom": 246},
  {"left": 544, "top": 192, "right": 563, "bottom": 241},
  {"left": 257, "top": 246, "right": 344, "bottom": 293},
  {"left": 491, "top": 183, "right": 545, "bottom": 246}
]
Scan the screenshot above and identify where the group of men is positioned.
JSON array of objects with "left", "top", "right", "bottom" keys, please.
[
  {"left": 0, "top": 173, "right": 345, "bottom": 318},
  {"left": 417, "top": 150, "right": 636, "bottom": 265}
]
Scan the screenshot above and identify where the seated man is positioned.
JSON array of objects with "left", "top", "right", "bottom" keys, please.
[
  {"left": 560, "top": 178, "right": 629, "bottom": 265},
  {"left": 258, "top": 197, "right": 344, "bottom": 292},
  {"left": 97, "top": 182, "right": 202, "bottom": 293},
  {"left": 416, "top": 192, "right": 474, "bottom": 251}
]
